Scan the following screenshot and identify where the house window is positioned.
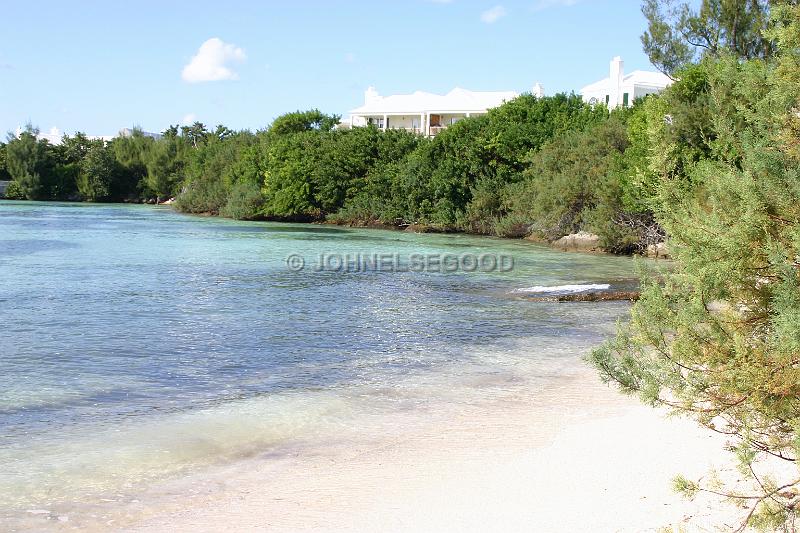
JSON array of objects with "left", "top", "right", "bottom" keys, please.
[
  {"left": 623, "top": 93, "right": 629, "bottom": 107},
  {"left": 368, "top": 117, "right": 384, "bottom": 128},
  {"left": 605, "top": 95, "right": 609, "bottom": 105}
]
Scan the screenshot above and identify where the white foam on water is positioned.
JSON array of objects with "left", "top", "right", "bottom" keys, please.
[{"left": 512, "top": 283, "right": 611, "bottom": 294}]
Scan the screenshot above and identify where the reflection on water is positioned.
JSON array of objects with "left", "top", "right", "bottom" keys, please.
[{"left": 0, "top": 200, "right": 636, "bottom": 518}]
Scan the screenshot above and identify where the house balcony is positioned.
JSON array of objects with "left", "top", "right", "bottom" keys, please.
[
  {"left": 383, "top": 125, "right": 448, "bottom": 136},
  {"left": 383, "top": 126, "right": 426, "bottom": 134}
]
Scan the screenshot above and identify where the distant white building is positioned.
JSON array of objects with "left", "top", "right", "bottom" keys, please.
[
  {"left": 580, "top": 56, "right": 672, "bottom": 109},
  {"left": 14, "top": 126, "right": 64, "bottom": 145},
  {"left": 119, "top": 128, "right": 163, "bottom": 141},
  {"left": 342, "top": 83, "right": 543, "bottom": 137},
  {"left": 12, "top": 126, "right": 162, "bottom": 144}
]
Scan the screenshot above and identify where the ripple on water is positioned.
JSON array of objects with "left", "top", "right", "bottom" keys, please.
[{"left": 0, "top": 201, "right": 637, "bottom": 516}]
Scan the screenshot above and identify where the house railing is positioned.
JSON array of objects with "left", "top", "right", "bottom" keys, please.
[{"left": 385, "top": 125, "right": 447, "bottom": 136}]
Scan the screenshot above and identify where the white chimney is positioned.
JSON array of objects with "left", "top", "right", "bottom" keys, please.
[
  {"left": 365, "top": 86, "right": 380, "bottom": 105},
  {"left": 532, "top": 82, "right": 544, "bottom": 98},
  {"left": 610, "top": 56, "right": 624, "bottom": 82},
  {"left": 609, "top": 56, "right": 624, "bottom": 109}
]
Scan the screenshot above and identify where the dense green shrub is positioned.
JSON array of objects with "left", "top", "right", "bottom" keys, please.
[
  {"left": 220, "top": 181, "right": 264, "bottom": 220},
  {"left": 3, "top": 180, "right": 25, "bottom": 200},
  {"left": 77, "top": 143, "right": 124, "bottom": 201},
  {"left": 174, "top": 174, "right": 229, "bottom": 214}
]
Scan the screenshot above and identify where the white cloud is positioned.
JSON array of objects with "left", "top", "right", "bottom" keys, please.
[
  {"left": 532, "top": 0, "right": 579, "bottom": 11},
  {"left": 480, "top": 5, "right": 507, "bottom": 23},
  {"left": 182, "top": 38, "right": 246, "bottom": 83},
  {"left": 181, "top": 113, "right": 197, "bottom": 125}
]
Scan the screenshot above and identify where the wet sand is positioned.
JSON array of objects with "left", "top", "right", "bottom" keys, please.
[{"left": 99, "top": 368, "right": 737, "bottom": 533}]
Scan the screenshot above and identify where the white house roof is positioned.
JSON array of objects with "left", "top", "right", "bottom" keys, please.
[
  {"left": 580, "top": 70, "right": 672, "bottom": 93},
  {"left": 351, "top": 87, "right": 519, "bottom": 115}
]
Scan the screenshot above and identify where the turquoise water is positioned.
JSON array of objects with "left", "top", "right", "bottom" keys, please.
[{"left": 0, "top": 201, "right": 638, "bottom": 519}]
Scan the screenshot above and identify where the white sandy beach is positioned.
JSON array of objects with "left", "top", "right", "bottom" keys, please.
[{"left": 89, "top": 366, "right": 739, "bottom": 533}]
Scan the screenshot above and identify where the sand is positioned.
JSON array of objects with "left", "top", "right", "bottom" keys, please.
[{"left": 102, "top": 367, "right": 740, "bottom": 533}]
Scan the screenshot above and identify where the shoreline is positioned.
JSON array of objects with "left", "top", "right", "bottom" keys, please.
[
  {"left": 0, "top": 199, "right": 666, "bottom": 258},
  {"left": 129, "top": 367, "right": 732, "bottom": 532},
  {"left": 14, "top": 365, "right": 735, "bottom": 532}
]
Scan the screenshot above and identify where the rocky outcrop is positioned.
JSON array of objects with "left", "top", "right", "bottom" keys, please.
[
  {"left": 646, "top": 242, "right": 670, "bottom": 259},
  {"left": 404, "top": 223, "right": 433, "bottom": 233},
  {"left": 520, "top": 290, "right": 640, "bottom": 303},
  {"left": 551, "top": 231, "right": 603, "bottom": 253}
]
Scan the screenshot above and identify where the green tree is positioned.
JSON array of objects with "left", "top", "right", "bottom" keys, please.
[
  {"left": 58, "top": 132, "right": 94, "bottom": 165},
  {"left": 145, "top": 138, "right": 183, "bottom": 201},
  {"left": 590, "top": 5, "right": 800, "bottom": 529},
  {"left": 0, "top": 142, "right": 11, "bottom": 181},
  {"left": 261, "top": 130, "right": 322, "bottom": 219},
  {"left": 213, "top": 124, "right": 235, "bottom": 141},
  {"left": 162, "top": 125, "right": 179, "bottom": 139},
  {"left": 113, "top": 132, "right": 149, "bottom": 175},
  {"left": 77, "top": 142, "right": 121, "bottom": 201},
  {"left": 181, "top": 121, "right": 209, "bottom": 148},
  {"left": 268, "top": 109, "right": 340, "bottom": 136},
  {"left": 5, "top": 125, "right": 55, "bottom": 200},
  {"left": 112, "top": 129, "right": 155, "bottom": 199},
  {"left": 642, "top": 0, "right": 774, "bottom": 75}
]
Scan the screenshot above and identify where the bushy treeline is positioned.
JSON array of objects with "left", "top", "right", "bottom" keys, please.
[
  {"left": 0, "top": 123, "right": 242, "bottom": 204},
  {"left": 3, "top": 96, "right": 674, "bottom": 253}
]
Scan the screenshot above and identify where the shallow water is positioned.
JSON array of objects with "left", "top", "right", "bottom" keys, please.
[{"left": 0, "top": 201, "right": 638, "bottom": 522}]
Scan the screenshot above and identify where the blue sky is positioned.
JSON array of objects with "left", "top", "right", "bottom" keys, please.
[{"left": 0, "top": 0, "right": 651, "bottom": 137}]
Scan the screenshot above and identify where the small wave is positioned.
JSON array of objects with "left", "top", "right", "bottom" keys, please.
[{"left": 512, "top": 283, "right": 611, "bottom": 295}]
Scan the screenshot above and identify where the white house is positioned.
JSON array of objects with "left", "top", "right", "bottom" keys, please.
[
  {"left": 580, "top": 56, "right": 672, "bottom": 109},
  {"left": 14, "top": 126, "right": 64, "bottom": 145},
  {"left": 342, "top": 83, "right": 544, "bottom": 136}
]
